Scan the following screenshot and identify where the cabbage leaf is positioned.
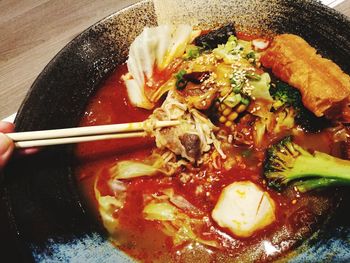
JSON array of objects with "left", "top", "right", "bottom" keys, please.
[
  {"left": 143, "top": 193, "right": 219, "bottom": 248},
  {"left": 95, "top": 182, "right": 125, "bottom": 234},
  {"left": 249, "top": 72, "right": 273, "bottom": 101},
  {"left": 110, "top": 161, "right": 160, "bottom": 179},
  {"left": 125, "top": 25, "right": 193, "bottom": 109}
]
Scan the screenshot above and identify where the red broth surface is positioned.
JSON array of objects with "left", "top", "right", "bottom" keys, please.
[{"left": 75, "top": 63, "right": 337, "bottom": 262}]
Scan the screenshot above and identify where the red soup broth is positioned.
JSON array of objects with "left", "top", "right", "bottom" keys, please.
[{"left": 75, "top": 63, "right": 337, "bottom": 263}]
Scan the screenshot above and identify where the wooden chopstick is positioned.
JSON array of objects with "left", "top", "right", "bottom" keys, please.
[
  {"left": 13, "top": 132, "right": 147, "bottom": 148},
  {"left": 6, "top": 120, "right": 179, "bottom": 148}
]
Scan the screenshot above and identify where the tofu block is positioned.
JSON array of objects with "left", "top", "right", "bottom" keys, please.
[{"left": 212, "top": 181, "right": 276, "bottom": 238}]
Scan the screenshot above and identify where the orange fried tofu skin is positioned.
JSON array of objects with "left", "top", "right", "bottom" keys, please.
[{"left": 261, "top": 34, "right": 350, "bottom": 121}]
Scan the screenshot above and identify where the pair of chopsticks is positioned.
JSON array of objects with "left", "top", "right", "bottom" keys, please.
[{"left": 6, "top": 120, "right": 179, "bottom": 148}]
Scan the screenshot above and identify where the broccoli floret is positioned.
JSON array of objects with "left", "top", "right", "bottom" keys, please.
[
  {"left": 270, "top": 82, "right": 301, "bottom": 107},
  {"left": 264, "top": 136, "right": 350, "bottom": 192},
  {"left": 269, "top": 82, "right": 330, "bottom": 132},
  {"left": 293, "top": 178, "right": 350, "bottom": 193}
]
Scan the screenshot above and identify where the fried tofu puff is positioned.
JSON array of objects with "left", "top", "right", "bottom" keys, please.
[{"left": 261, "top": 34, "right": 350, "bottom": 120}]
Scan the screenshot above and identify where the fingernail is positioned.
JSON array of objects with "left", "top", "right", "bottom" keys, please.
[{"left": 0, "top": 133, "right": 12, "bottom": 154}]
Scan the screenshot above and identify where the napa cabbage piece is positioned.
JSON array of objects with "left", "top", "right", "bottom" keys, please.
[
  {"left": 110, "top": 151, "right": 186, "bottom": 179},
  {"left": 249, "top": 72, "right": 273, "bottom": 101},
  {"left": 215, "top": 63, "right": 233, "bottom": 87},
  {"left": 213, "top": 35, "right": 241, "bottom": 64},
  {"left": 143, "top": 190, "right": 219, "bottom": 248},
  {"left": 212, "top": 36, "right": 256, "bottom": 64},
  {"left": 111, "top": 161, "right": 159, "bottom": 179},
  {"left": 95, "top": 180, "right": 126, "bottom": 234},
  {"left": 183, "top": 45, "right": 201, "bottom": 60},
  {"left": 124, "top": 24, "right": 193, "bottom": 109},
  {"left": 223, "top": 93, "right": 242, "bottom": 108},
  {"left": 143, "top": 202, "right": 177, "bottom": 221},
  {"left": 157, "top": 188, "right": 203, "bottom": 216},
  {"left": 149, "top": 77, "right": 176, "bottom": 103}
]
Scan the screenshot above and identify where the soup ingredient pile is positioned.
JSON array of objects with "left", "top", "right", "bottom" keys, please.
[{"left": 84, "top": 23, "right": 350, "bottom": 262}]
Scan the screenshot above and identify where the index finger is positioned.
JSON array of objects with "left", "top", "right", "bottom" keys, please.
[{"left": 0, "top": 122, "right": 15, "bottom": 133}]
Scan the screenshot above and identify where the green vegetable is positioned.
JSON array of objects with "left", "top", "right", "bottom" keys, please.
[
  {"left": 175, "top": 69, "right": 188, "bottom": 90},
  {"left": 244, "top": 51, "right": 259, "bottom": 65},
  {"left": 293, "top": 178, "right": 349, "bottom": 193},
  {"left": 212, "top": 35, "right": 241, "bottom": 64},
  {"left": 183, "top": 45, "right": 201, "bottom": 60},
  {"left": 144, "top": 201, "right": 177, "bottom": 221},
  {"left": 223, "top": 93, "right": 242, "bottom": 108},
  {"left": 269, "top": 82, "right": 330, "bottom": 132},
  {"left": 230, "top": 73, "right": 243, "bottom": 94},
  {"left": 245, "top": 51, "right": 256, "bottom": 60},
  {"left": 269, "top": 82, "right": 301, "bottom": 108},
  {"left": 264, "top": 136, "right": 350, "bottom": 192},
  {"left": 245, "top": 72, "right": 261, "bottom": 81},
  {"left": 110, "top": 161, "right": 160, "bottom": 179},
  {"left": 233, "top": 84, "right": 242, "bottom": 94},
  {"left": 95, "top": 183, "right": 125, "bottom": 233},
  {"left": 272, "top": 107, "right": 296, "bottom": 134},
  {"left": 249, "top": 72, "right": 273, "bottom": 101},
  {"left": 237, "top": 39, "right": 252, "bottom": 54},
  {"left": 143, "top": 198, "right": 219, "bottom": 247},
  {"left": 241, "top": 96, "right": 250, "bottom": 106},
  {"left": 226, "top": 35, "right": 239, "bottom": 50}
]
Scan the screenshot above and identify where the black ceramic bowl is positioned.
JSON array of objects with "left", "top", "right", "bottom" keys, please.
[{"left": 2, "top": 0, "right": 350, "bottom": 262}]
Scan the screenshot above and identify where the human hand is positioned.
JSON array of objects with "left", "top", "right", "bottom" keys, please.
[{"left": 0, "top": 121, "right": 14, "bottom": 170}]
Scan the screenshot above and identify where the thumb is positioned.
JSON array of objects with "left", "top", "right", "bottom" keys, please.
[{"left": 0, "top": 133, "right": 14, "bottom": 169}]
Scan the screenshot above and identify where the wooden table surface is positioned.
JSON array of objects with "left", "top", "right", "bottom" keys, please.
[{"left": 0, "top": 0, "right": 349, "bottom": 120}]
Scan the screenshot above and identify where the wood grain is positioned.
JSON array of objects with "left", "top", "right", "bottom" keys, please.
[
  {"left": 335, "top": 0, "right": 350, "bottom": 14},
  {"left": 0, "top": 0, "right": 349, "bottom": 119},
  {"left": 0, "top": 0, "right": 139, "bottom": 119}
]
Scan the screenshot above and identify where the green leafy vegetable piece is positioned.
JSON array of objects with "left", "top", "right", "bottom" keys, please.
[
  {"left": 246, "top": 51, "right": 256, "bottom": 60},
  {"left": 249, "top": 72, "right": 273, "bottom": 101},
  {"left": 223, "top": 93, "right": 242, "bottom": 108},
  {"left": 144, "top": 202, "right": 177, "bottom": 221},
  {"left": 175, "top": 69, "right": 188, "bottom": 90},
  {"left": 241, "top": 97, "right": 250, "bottom": 105},
  {"left": 245, "top": 72, "right": 261, "bottom": 81},
  {"left": 212, "top": 35, "right": 241, "bottom": 64},
  {"left": 143, "top": 195, "right": 219, "bottom": 248},
  {"left": 183, "top": 45, "right": 201, "bottom": 60},
  {"left": 110, "top": 161, "right": 160, "bottom": 179}
]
